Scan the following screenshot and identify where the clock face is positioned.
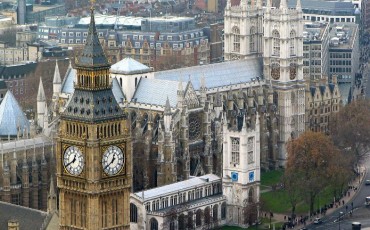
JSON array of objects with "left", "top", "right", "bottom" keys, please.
[
  {"left": 102, "top": 146, "right": 125, "bottom": 176},
  {"left": 63, "top": 146, "right": 84, "bottom": 176}
]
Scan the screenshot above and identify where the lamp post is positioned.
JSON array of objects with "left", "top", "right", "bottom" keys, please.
[{"left": 338, "top": 211, "right": 343, "bottom": 230}]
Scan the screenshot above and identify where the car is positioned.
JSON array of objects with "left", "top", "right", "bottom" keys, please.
[
  {"left": 313, "top": 218, "right": 323, "bottom": 224},
  {"left": 365, "top": 180, "right": 370, "bottom": 185}
]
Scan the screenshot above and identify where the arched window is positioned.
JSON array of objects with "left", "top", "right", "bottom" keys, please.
[
  {"left": 250, "top": 27, "right": 256, "bottom": 52},
  {"left": 130, "top": 203, "right": 138, "bottom": 223},
  {"left": 232, "top": 27, "right": 240, "bottom": 52},
  {"left": 196, "top": 209, "right": 203, "bottom": 226},
  {"left": 290, "top": 30, "right": 296, "bottom": 56},
  {"left": 221, "top": 202, "right": 227, "bottom": 219},
  {"left": 248, "top": 188, "right": 254, "bottom": 203},
  {"left": 150, "top": 218, "right": 158, "bottom": 230},
  {"left": 272, "top": 30, "right": 280, "bottom": 56},
  {"left": 187, "top": 211, "right": 194, "bottom": 229},
  {"left": 204, "top": 207, "right": 211, "bottom": 225},
  {"left": 178, "top": 214, "right": 185, "bottom": 229},
  {"left": 213, "top": 204, "right": 219, "bottom": 222}
]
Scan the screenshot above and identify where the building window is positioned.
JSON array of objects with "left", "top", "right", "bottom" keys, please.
[
  {"left": 247, "top": 137, "right": 254, "bottom": 164},
  {"left": 76, "top": 32, "right": 81, "bottom": 37},
  {"left": 150, "top": 218, "right": 158, "bottom": 230},
  {"left": 167, "top": 36, "right": 172, "bottom": 41},
  {"left": 250, "top": 26, "right": 256, "bottom": 52},
  {"left": 232, "top": 26, "right": 240, "bottom": 53},
  {"left": 272, "top": 30, "right": 280, "bottom": 56},
  {"left": 62, "top": 32, "right": 66, "bottom": 36},
  {"left": 231, "top": 137, "right": 240, "bottom": 165},
  {"left": 290, "top": 30, "right": 296, "bottom": 56},
  {"left": 130, "top": 203, "right": 138, "bottom": 223},
  {"left": 69, "top": 32, "right": 74, "bottom": 37}
]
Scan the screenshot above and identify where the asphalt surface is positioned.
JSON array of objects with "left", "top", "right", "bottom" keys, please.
[{"left": 308, "top": 159, "right": 370, "bottom": 230}]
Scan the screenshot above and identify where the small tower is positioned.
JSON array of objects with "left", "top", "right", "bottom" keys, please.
[
  {"left": 164, "top": 97, "right": 172, "bottom": 133},
  {"left": 22, "top": 142, "right": 29, "bottom": 207},
  {"left": 53, "top": 60, "right": 62, "bottom": 98},
  {"left": 37, "top": 77, "right": 46, "bottom": 129},
  {"left": 32, "top": 142, "right": 39, "bottom": 209},
  {"left": 47, "top": 176, "right": 57, "bottom": 213}
]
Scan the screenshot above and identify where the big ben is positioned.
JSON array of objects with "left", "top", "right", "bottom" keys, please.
[{"left": 56, "top": 2, "right": 131, "bottom": 229}]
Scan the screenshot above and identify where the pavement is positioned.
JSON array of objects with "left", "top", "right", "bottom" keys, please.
[{"left": 262, "top": 165, "right": 367, "bottom": 230}]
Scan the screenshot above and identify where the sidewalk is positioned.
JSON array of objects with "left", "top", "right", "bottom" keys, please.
[{"left": 266, "top": 165, "right": 366, "bottom": 230}]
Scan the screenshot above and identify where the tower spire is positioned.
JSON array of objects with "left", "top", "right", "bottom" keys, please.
[
  {"left": 37, "top": 77, "right": 45, "bottom": 102},
  {"left": 279, "top": 0, "right": 288, "bottom": 10},
  {"left": 296, "top": 0, "right": 302, "bottom": 11}
]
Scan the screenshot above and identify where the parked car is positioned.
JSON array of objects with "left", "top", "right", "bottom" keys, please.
[
  {"left": 365, "top": 179, "right": 370, "bottom": 185},
  {"left": 313, "top": 218, "right": 323, "bottom": 224}
]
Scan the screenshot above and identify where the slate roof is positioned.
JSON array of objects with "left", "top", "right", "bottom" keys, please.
[
  {"left": 135, "top": 174, "right": 220, "bottom": 201},
  {"left": 111, "top": 77, "right": 125, "bottom": 103},
  {"left": 62, "top": 89, "right": 125, "bottom": 122},
  {"left": 0, "top": 79, "right": 6, "bottom": 89},
  {"left": 110, "top": 57, "right": 151, "bottom": 75},
  {"left": 132, "top": 78, "right": 179, "bottom": 107},
  {"left": 76, "top": 9, "right": 110, "bottom": 68},
  {"left": 288, "top": 0, "right": 355, "bottom": 15},
  {"left": 154, "top": 58, "right": 263, "bottom": 90},
  {"left": 0, "top": 201, "right": 48, "bottom": 230},
  {"left": 60, "top": 65, "right": 76, "bottom": 94},
  {"left": 0, "top": 91, "right": 30, "bottom": 137},
  {"left": 0, "top": 62, "right": 37, "bottom": 79}
]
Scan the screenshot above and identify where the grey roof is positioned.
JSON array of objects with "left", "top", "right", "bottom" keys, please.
[
  {"left": 0, "top": 91, "right": 30, "bottom": 137},
  {"left": 60, "top": 65, "right": 76, "bottom": 94},
  {"left": 112, "top": 77, "right": 126, "bottom": 103},
  {"left": 154, "top": 58, "right": 263, "bottom": 90},
  {"left": 0, "top": 135, "right": 51, "bottom": 153},
  {"left": 135, "top": 174, "right": 220, "bottom": 201},
  {"left": 0, "top": 201, "right": 47, "bottom": 230},
  {"left": 0, "top": 62, "right": 37, "bottom": 79},
  {"left": 0, "top": 80, "right": 6, "bottom": 90},
  {"left": 76, "top": 9, "right": 109, "bottom": 68},
  {"left": 110, "top": 57, "right": 151, "bottom": 75},
  {"left": 132, "top": 78, "right": 179, "bottom": 107},
  {"left": 288, "top": 0, "right": 355, "bottom": 15},
  {"left": 62, "top": 89, "right": 125, "bottom": 122}
]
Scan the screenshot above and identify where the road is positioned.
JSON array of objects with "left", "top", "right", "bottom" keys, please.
[{"left": 308, "top": 159, "right": 370, "bottom": 230}]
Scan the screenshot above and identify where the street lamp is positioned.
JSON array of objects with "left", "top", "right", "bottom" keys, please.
[{"left": 338, "top": 211, "right": 343, "bottom": 230}]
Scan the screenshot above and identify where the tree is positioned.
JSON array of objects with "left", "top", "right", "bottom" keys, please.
[
  {"left": 282, "top": 170, "right": 303, "bottom": 217},
  {"left": 0, "top": 26, "right": 20, "bottom": 47},
  {"left": 242, "top": 199, "right": 258, "bottom": 226},
  {"left": 330, "top": 99, "right": 370, "bottom": 162},
  {"left": 285, "top": 131, "right": 345, "bottom": 215}
]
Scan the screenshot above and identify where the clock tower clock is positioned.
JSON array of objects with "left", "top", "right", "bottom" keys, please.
[{"left": 56, "top": 3, "right": 131, "bottom": 230}]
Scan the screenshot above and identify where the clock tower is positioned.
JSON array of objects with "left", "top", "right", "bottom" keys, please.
[{"left": 56, "top": 4, "right": 131, "bottom": 230}]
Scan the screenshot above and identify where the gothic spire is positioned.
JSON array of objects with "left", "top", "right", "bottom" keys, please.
[
  {"left": 164, "top": 97, "right": 171, "bottom": 115},
  {"left": 296, "top": 0, "right": 302, "bottom": 11},
  {"left": 49, "top": 175, "right": 56, "bottom": 197},
  {"left": 279, "top": 0, "right": 287, "bottom": 9},
  {"left": 76, "top": 3, "right": 109, "bottom": 67},
  {"left": 37, "top": 77, "right": 45, "bottom": 102},
  {"left": 53, "top": 60, "right": 61, "bottom": 84}
]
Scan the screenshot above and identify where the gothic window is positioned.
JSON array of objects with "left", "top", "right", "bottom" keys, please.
[
  {"left": 232, "top": 26, "right": 240, "bottom": 52},
  {"left": 248, "top": 188, "right": 254, "bottom": 203},
  {"left": 188, "top": 211, "right": 194, "bottom": 228},
  {"left": 213, "top": 204, "right": 219, "bottom": 221},
  {"left": 290, "top": 62, "right": 297, "bottom": 80},
  {"left": 271, "top": 62, "right": 280, "bottom": 80},
  {"left": 130, "top": 203, "right": 138, "bottom": 223},
  {"left": 196, "top": 209, "right": 203, "bottom": 226},
  {"left": 221, "top": 202, "right": 227, "bottom": 219},
  {"left": 204, "top": 207, "right": 211, "bottom": 225},
  {"left": 189, "top": 114, "right": 201, "bottom": 141},
  {"left": 112, "top": 198, "right": 118, "bottom": 225},
  {"left": 150, "top": 218, "right": 158, "bottom": 230},
  {"left": 179, "top": 214, "right": 185, "bottom": 229},
  {"left": 247, "top": 137, "right": 254, "bottom": 164},
  {"left": 250, "top": 27, "right": 256, "bottom": 52},
  {"left": 272, "top": 30, "right": 280, "bottom": 56},
  {"left": 290, "top": 30, "right": 296, "bottom": 56},
  {"left": 231, "top": 137, "right": 240, "bottom": 165}
]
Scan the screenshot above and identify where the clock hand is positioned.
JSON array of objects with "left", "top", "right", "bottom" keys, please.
[
  {"left": 65, "top": 155, "right": 76, "bottom": 167},
  {"left": 104, "top": 155, "right": 116, "bottom": 170}
]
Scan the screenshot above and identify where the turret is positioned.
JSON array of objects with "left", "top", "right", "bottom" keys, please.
[
  {"left": 177, "top": 80, "right": 184, "bottom": 108},
  {"left": 10, "top": 147, "right": 17, "bottom": 185},
  {"left": 296, "top": 0, "right": 302, "bottom": 12},
  {"left": 227, "top": 89, "right": 234, "bottom": 110},
  {"left": 32, "top": 142, "right": 39, "bottom": 209},
  {"left": 164, "top": 97, "right": 172, "bottom": 133},
  {"left": 199, "top": 75, "right": 206, "bottom": 107},
  {"left": 47, "top": 176, "right": 57, "bottom": 213},
  {"left": 22, "top": 142, "right": 29, "bottom": 207},
  {"left": 37, "top": 77, "right": 46, "bottom": 129}
]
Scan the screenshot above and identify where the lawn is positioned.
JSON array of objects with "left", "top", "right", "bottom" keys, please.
[
  {"left": 261, "top": 169, "right": 341, "bottom": 214},
  {"left": 261, "top": 169, "right": 284, "bottom": 187}
]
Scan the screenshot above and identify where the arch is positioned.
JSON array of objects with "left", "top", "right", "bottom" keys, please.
[
  {"left": 248, "top": 187, "right": 254, "bottom": 203},
  {"left": 272, "top": 30, "right": 280, "bottom": 56},
  {"left": 221, "top": 202, "right": 227, "bottom": 219},
  {"left": 187, "top": 211, "right": 194, "bottom": 229},
  {"left": 152, "top": 114, "right": 161, "bottom": 142},
  {"left": 204, "top": 206, "right": 211, "bottom": 225},
  {"left": 196, "top": 209, "right": 203, "bottom": 227},
  {"left": 213, "top": 204, "right": 219, "bottom": 222},
  {"left": 250, "top": 26, "right": 256, "bottom": 52},
  {"left": 130, "top": 203, "right": 138, "bottom": 223},
  {"left": 232, "top": 26, "right": 240, "bottom": 53},
  {"left": 178, "top": 214, "right": 185, "bottom": 229},
  {"left": 150, "top": 218, "right": 158, "bottom": 230}
]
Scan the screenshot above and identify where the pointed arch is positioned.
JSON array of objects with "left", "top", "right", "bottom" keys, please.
[
  {"left": 232, "top": 26, "right": 240, "bottom": 52},
  {"left": 290, "top": 30, "right": 296, "bottom": 56},
  {"left": 272, "top": 30, "right": 280, "bottom": 56}
]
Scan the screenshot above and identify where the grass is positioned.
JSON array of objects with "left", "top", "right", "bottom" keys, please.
[
  {"left": 261, "top": 169, "right": 284, "bottom": 186},
  {"left": 260, "top": 170, "right": 341, "bottom": 215}
]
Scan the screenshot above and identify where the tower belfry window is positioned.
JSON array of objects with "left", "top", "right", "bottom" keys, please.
[
  {"left": 272, "top": 30, "right": 280, "bottom": 56},
  {"left": 290, "top": 30, "right": 296, "bottom": 56},
  {"left": 232, "top": 27, "right": 240, "bottom": 53},
  {"left": 231, "top": 137, "right": 240, "bottom": 165}
]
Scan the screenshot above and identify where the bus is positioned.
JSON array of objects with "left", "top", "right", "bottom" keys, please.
[{"left": 365, "top": 196, "right": 370, "bottom": 206}]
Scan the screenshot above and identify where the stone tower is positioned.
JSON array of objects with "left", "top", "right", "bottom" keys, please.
[
  {"left": 56, "top": 3, "right": 131, "bottom": 229},
  {"left": 37, "top": 77, "right": 46, "bottom": 129},
  {"left": 263, "top": 0, "right": 305, "bottom": 165},
  {"left": 224, "top": 0, "right": 263, "bottom": 60}
]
